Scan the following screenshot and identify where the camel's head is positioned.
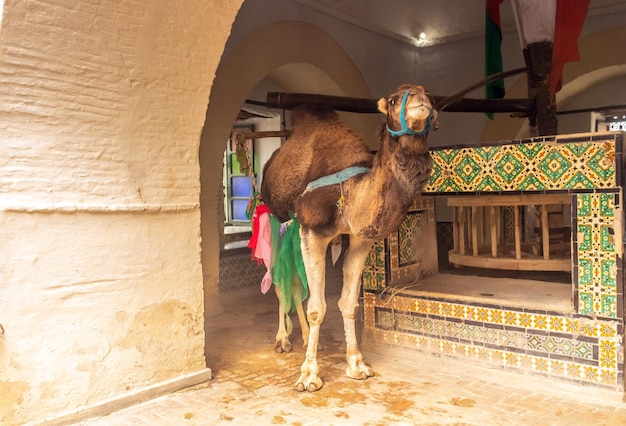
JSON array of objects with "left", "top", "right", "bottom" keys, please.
[{"left": 377, "top": 84, "right": 438, "bottom": 138}]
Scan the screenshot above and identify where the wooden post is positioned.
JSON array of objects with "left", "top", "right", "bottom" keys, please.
[
  {"left": 453, "top": 207, "right": 460, "bottom": 253},
  {"left": 471, "top": 206, "right": 479, "bottom": 256},
  {"left": 524, "top": 41, "right": 557, "bottom": 136},
  {"left": 490, "top": 206, "right": 498, "bottom": 258},
  {"left": 541, "top": 205, "right": 550, "bottom": 260},
  {"left": 514, "top": 205, "right": 522, "bottom": 260},
  {"left": 459, "top": 207, "right": 466, "bottom": 255}
]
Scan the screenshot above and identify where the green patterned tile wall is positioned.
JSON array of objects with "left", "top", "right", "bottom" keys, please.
[
  {"left": 362, "top": 198, "right": 438, "bottom": 291},
  {"left": 425, "top": 138, "right": 617, "bottom": 193},
  {"left": 361, "top": 132, "right": 624, "bottom": 392},
  {"left": 421, "top": 133, "right": 624, "bottom": 318},
  {"left": 362, "top": 239, "right": 386, "bottom": 292},
  {"left": 575, "top": 193, "right": 622, "bottom": 318}
]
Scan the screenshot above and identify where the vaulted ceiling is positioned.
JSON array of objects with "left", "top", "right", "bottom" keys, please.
[{"left": 296, "top": 0, "right": 626, "bottom": 47}]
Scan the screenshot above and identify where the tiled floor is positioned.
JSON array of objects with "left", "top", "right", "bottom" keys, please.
[{"left": 77, "top": 281, "right": 626, "bottom": 426}]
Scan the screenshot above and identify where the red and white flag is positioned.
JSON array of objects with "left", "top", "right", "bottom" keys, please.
[{"left": 511, "top": 0, "right": 590, "bottom": 99}]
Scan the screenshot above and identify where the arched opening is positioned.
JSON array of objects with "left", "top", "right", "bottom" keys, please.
[{"left": 198, "top": 20, "right": 376, "bottom": 345}]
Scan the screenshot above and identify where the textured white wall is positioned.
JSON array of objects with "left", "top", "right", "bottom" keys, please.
[{"left": 0, "top": 0, "right": 242, "bottom": 424}]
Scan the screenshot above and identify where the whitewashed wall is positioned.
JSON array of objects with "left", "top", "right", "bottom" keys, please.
[{"left": 0, "top": 1, "right": 242, "bottom": 424}]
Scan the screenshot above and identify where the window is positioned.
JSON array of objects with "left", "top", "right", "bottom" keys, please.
[{"left": 223, "top": 126, "right": 257, "bottom": 227}]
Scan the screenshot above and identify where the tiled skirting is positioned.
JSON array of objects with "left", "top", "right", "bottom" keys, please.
[
  {"left": 219, "top": 248, "right": 266, "bottom": 291},
  {"left": 363, "top": 290, "right": 624, "bottom": 391}
]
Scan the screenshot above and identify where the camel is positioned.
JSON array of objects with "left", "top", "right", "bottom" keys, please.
[{"left": 261, "top": 84, "right": 437, "bottom": 392}]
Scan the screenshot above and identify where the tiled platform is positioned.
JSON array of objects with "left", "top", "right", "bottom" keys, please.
[{"left": 74, "top": 283, "right": 626, "bottom": 426}]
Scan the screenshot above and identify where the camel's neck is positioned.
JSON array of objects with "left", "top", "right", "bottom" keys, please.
[
  {"left": 372, "top": 133, "right": 431, "bottom": 204},
  {"left": 346, "top": 132, "right": 431, "bottom": 240}
]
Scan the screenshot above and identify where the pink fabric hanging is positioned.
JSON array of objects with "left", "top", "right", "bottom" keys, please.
[{"left": 248, "top": 204, "right": 273, "bottom": 294}]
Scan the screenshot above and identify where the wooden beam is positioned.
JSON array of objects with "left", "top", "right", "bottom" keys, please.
[
  {"left": 240, "top": 130, "right": 291, "bottom": 139},
  {"left": 266, "top": 92, "right": 534, "bottom": 114}
]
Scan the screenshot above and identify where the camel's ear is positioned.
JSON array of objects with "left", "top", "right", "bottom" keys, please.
[{"left": 377, "top": 98, "right": 388, "bottom": 114}]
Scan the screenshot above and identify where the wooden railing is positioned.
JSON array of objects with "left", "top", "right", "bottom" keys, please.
[{"left": 448, "top": 194, "right": 572, "bottom": 272}]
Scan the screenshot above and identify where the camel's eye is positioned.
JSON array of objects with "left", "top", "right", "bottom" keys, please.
[{"left": 388, "top": 97, "right": 397, "bottom": 106}]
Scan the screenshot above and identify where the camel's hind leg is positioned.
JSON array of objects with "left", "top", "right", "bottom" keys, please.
[
  {"left": 274, "top": 286, "right": 293, "bottom": 353},
  {"left": 274, "top": 280, "right": 310, "bottom": 353},
  {"left": 291, "top": 281, "right": 310, "bottom": 348},
  {"left": 339, "top": 235, "right": 375, "bottom": 380}
]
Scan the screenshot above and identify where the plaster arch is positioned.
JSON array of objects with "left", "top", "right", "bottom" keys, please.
[
  {"left": 481, "top": 25, "right": 626, "bottom": 141},
  {"left": 199, "top": 20, "right": 376, "bottom": 318}
]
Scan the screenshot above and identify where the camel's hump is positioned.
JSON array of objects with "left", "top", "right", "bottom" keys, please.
[{"left": 291, "top": 104, "right": 340, "bottom": 127}]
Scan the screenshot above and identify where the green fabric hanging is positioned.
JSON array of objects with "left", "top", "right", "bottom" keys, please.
[{"left": 270, "top": 213, "right": 309, "bottom": 314}]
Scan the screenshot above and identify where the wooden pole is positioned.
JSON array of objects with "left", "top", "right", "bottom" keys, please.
[
  {"left": 471, "top": 206, "right": 479, "bottom": 257},
  {"left": 524, "top": 41, "right": 557, "bottom": 135},
  {"left": 240, "top": 130, "right": 291, "bottom": 139},
  {"left": 514, "top": 206, "right": 522, "bottom": 260},
  {"left": 490, "top": 206, "right": 498, "bottom": 258},
  {"left": 541, "top": 206, "right": 550, "bottom": 260},
  {"left": 266, "top": 92, "right": 533, "bottom": 115}
]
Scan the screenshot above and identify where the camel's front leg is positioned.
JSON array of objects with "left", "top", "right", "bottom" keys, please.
[
  {"left": 339, "top": 235, "right": 375, "bottom": 380},
  {"left": 296, "top": 229, "right": 329, "bottom": 392}
]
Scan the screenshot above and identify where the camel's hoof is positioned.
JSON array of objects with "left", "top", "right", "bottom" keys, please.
[
  {"left": 274, "top": 339, "right": 292, "bottom": 354},
  {"left": 346, "top": 363, "right": 374, "bottom": 380},
  {"left": 295, "top": 375, "right": 323, "bottom": 392}
]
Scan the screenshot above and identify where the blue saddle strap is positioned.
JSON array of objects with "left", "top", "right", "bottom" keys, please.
[{"left": 302, "top": 166, "right": 370, "bottom": 195}]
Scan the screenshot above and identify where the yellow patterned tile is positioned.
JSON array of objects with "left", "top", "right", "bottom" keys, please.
[
  {"left": 452, "top": 304, "right": 465, "bottom": 318},
  {"left": 505, "top": 352, "right": 519, "bottom": 367},
  {"left": 566, "top": 318, "right": 579, "bottom": 334},
  {"left": 533, "top": 314, "right": 548, "bottom": 330},
  {"left": 417, "top": 299, "right": 428, "bottom": 314},
  {"left": 550, "top": 360, "right": 565, "bottom": 376},
  {"left": 466, "top": 306, "right": 477, "bottom": 321},
  {"left": 519, "top": 313, "right": 532, "bottom": 328},
  {"left": 581, "top": 323, "right": 598, "bottom": 337},
  {"left": 504, "top": 311, "right": 519, "bottom": 326},
  {"left": 429, "top": 301, "right": 442, "bottom": 316},
  {"left": 600, "top": 340, "right": 617, "bottom": 368},
  {"left": 600, "top": 323, "right": 617, "bottom": 338},
  {"left": 584, "top": 366, "right": 598, "bottom": 382},
  {"left": 490, "top": 309, "right": 503, "bottom": 324},
  {"left": 600, "top": 369, "right": 617, "bottom": 385},
  {"left": 534, "top": 357, "right": 549, "bottom": 372},
  {"left": 441, "top": 302, "right": 453, "bottom": 317},
  {"left": 549, "top": 316, "right": 564, "bottom": 332},
  {"left": 477, "top": 307, "right": 489, "bottom": 322},
  {"left": 566, "top": 363, "right": 581, "bottom": 379}
]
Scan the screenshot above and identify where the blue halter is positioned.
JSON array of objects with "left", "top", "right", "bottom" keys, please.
[{"left": 385, "top": 90, "right": 435, "bottom": 138}]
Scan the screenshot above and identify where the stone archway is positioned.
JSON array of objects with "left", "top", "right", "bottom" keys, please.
[
  {"left": 481, "top": 25, "right": 626, "bottom": 141},
  {"left": 199, "top": 20, "right": 375, "bottom": 320}
]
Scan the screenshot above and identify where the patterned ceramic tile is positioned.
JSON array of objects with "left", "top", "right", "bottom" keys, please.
[
  {"left": 364, "top": 292, "right": 624, "bottom": 389},
  {"left": 425, "top": 138, "right": 617, "bottom": 193},
  {"left": 575, "top": 193, "right": 619, "bottom": 318},
  {"left": 363, "top": 132, "right": 624, "bottom": 392},
  {"left": 362, "top": 239, "right": 386, "bottom": 291},
  {"left": 381, "top": 197, "right": 439, "bottom": 288}
]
